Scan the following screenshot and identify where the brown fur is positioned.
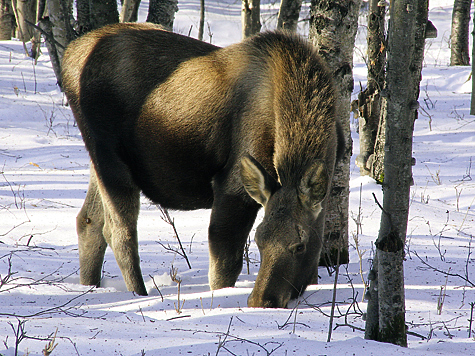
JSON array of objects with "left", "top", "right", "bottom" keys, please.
[{"left": 62, "top": 23, "right": 343, "bottom": 307}]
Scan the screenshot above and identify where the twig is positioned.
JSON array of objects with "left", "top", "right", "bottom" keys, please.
[
  {"left": 469, "top": 302, "right": 474, "bottom": 338},
  {"left": 437, "top": 271, "right": 449, "bottom": 315},
  {"left": 43, "top": 328, "right": 58, "bottom": 356},
  {"left": 0, "top": 288, "right": 95, "bottom": 318},
  {"left": 139, "top": 307, "right": 146, "bottom": 322},
  {"left": 277, "top": 297, "right": 311, "bottom": 331},
  {"left": 412, "top": 250, "right": 474, "bottom": 287},
  {"left": 215, "top": 316, "right": 233, "bottom": 356},
  {"left": 24, "top": 19, "right": 66, "bottom": 49},
  {"left": 173, "top": 317, "right": 284, "bottom": 355},
  {"left": 159, "top": 207, "right": 192, "bottom": 269},
  {"left": 170, "top": 266, "right": 184, "bottom": 314},
  {"left": 166, "top": 315, "right": 192, "bottom": 321},
  {"left": 148, "top": 274, "right": 164, "bottom": 302},
  {"left": 327, "top": 245, "right": 341, "bottom": 342}
]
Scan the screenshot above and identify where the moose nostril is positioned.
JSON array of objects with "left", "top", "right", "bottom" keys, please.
[{"left": 262, "top": 298, "right": 279, "bottom": 308}]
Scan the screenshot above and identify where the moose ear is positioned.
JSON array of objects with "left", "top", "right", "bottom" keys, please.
[
  {"left": 240, "top": 155, "right": 280, "bottom": 207},
  {"left": 299, "top": 160, "right": 329, "bottom": 216}
]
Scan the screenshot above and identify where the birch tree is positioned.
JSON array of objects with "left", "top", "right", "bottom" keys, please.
[
  {"left": 146, "top": 0, "right": 178, "bottom": 31},
  {"left": 277, "top": 0, "right": 302, "bottom": 32},
  {"left": 0, "top": 0, "right": 14, "bottom": 40},
  {"left": 120, "top": 0, "right": 141, "bottom": 22},
  {"left": 471, "top": 14, "right": 475, "bottom": 114},
  {"left": 365, "top": 0, "right": 428, "bottom": 346},
  {"left": 355, "top": 0, "right": 386, "bottom": 177},
  {"left": 309, "top": 0, "right": 361, "bottom": 266},
  {"left": 46, "top": 0, "right": 74, "bottom": 59},
  {"left": 12, "top": 0, "right": 36, "bottom": 41},
  {"left": 241, "top": 0, "right": 260, "bottom": 39},
  {"left": 450, "top": 0, "right": 471, "bottom": 66}
]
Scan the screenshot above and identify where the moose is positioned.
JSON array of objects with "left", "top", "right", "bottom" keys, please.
[{"left": 61, "top": 23, "right": 343, "bottom": 308}]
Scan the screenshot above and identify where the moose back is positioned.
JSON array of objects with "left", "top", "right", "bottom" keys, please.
[{"left": 62, "top": 23, "right": 343, "bottom": 308}]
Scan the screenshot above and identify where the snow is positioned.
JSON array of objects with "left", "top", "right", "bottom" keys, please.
[{"left": 1, "top": 1, "right": 474, "bottom": 355}]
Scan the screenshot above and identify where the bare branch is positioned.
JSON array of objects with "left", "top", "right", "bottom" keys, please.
[
  {"left": 412, "top": 250, "right": 474, "bottom": 287},
  {"left": 158, "top": 206, "right": 192, "bottom": 269}
]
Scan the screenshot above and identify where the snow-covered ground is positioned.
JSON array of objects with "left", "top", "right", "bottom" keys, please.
[{"left": 0, "top": 1, "right": 473, "bottom": 355}]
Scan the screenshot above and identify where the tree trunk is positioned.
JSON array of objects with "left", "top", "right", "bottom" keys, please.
[
  {"left": 29, "top": 0, "right": 45, "bottom": 60},
  {"left": 309, "top": 0, "right": 361, "bottom": 266},
  {"left": 277, "top": 0, "right": 302, "bottom": 32},
  {"left": 77, "top": 0, "right": 119, "bottom": 34},
  {"left": 120, "top": 0, "right": 141, "bottom": 22},
  {"left": 147, "top": 0, "right": 178, "bottom": 31},
  {"left": 356, "top": 0, "right": 386, "bottom": 177},
  {"left": 450, "top": 0, "right": 471, "bottom": 66},
  {"left": 241, "top": 0, "right": 260, "bottom": 39},
  {"left": 76, "top": 0, "right": 92, "bottom": 35},
  {"left": 364, "top": 0, "right": 428, "bottom": 347},
  {"left": 198, "top": 0, "right": 204, "bottom": 40},
  {"left": 13, "top": 0, "right": 36, "bottom": 41},
  {"left": 92, "top": 0, "right": 119, "bottom": 29},
  {"left": 38, "top": 17, "right": 62, "bottom": 86},
  {"left": 471, "top": 14, "right": 475, "bottom": 115},
  {"left": 0, "top": 0, "right": 14, "bottom": 40},
  {"left": 47, "top": 0, "right": 74, "bottom": 59}
]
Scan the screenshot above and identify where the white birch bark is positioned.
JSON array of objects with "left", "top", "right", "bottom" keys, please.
[{"left": 309, "top": 0, "right": 361, "bottom": 266}]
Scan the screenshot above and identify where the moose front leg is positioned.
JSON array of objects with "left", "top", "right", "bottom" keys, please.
[{"left": 208, "top": 195, "right": 259, "bottom": 290}]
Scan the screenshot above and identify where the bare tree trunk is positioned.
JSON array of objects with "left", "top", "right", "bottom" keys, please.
[
  {"left": 47, "top": 0, "right": 74, "bottom": 59},
  {"left": 471, "top": 14, "right": 475, "bottom": 115},
  {"left": 30, "top": 0, "right": 45, "bottom": 60},
  {"left": 241, "top": 0, "right": 260, "bottom": 39},
  {"left": 13, "top": 0, "right": 36, "bottom": 41},
  {"left": 309, "top": 0, "right": 361, "bottom": 267},
  {"left": 198, "top": 0, "right": 204, "bottom": 40},
  {"left": 92, "top": 0, "right": 119, "bottom": 28},
  {"left": 356, "top": 0, "right": 386, "bottom": 177},
  {"left": 365, "top": 0, "right": 428, "bottom": 347},
  {"left": 38, "top": 17, "right": 62, "bottom": 86},
  {"left": 77, "top": 0, "right": 119, "bottom": 34},
  {"left": 147, "top": 0, "right": 178, "bottom": 31},
  {"left": 0, "top": 0, "right": 15, "bottom": 40},
  {"left": 450, "top": 0, "right": 471, "bottom": 66},
  {"left": 120, "top": 0, "right": 141, "bottom": 22},
  {"left": 277, "top": 0, "right": 302, "bottom": 32},
  {"left": 76, "top": 0, "right": 92, "bottom": 35}
]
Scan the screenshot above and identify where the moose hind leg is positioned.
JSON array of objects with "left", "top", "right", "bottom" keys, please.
[
  {"left": 208, "top": 195, "right": 259, "bottom": 290},
  {"left": 77, "top": 164, "right": 107, "bottom": 288},
  {"left": 98, "top": 174, "right": 147, "bottom": 296}
]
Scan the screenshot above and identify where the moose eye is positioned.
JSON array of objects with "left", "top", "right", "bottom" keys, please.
[{"left": 290, "top": 242, "right": 306, "bottom": 255}]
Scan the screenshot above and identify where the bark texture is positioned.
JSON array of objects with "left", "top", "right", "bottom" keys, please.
[
  {"left": 365, "top": 0, "right": 429, "bottom": 347},
  {"left": 450, "top": 0, "right": 471, "bottom": 66},
  {"left": 38, "top": 17, "right": 62, "bottom": 86},
  {"left": 471, "top": 14, "right": 475, "bottom": 115},
  {"left": 47, "top": 0, "right": 74, "bottom": 60},
  {"left": 13, "top": 0, "right": 36, "bottom": 41},
  {"left": 356, "top": 0, "right": 386, "bottom": 177},
  {"left": 309, "top": 0, "right": 361, "bottom": 266},
  {"left": 0, "top": 0, "right": 14, "bottom": 40},
  {"left": 147, "top": 0, "right": 178, "bottom": 31},
  {"left": 120, "top": 0, "right": 141, "bottom": 22},
  {"left": 241, "top": 0, "right": 260, "bottom": 38},
  {"left": 77, "top": 0, "right": 119, "bottom": 34},
  {"left": 198, "top": 0, "right": 204, "bottom": 40},
  {"left": 277, "top": 0, "right": 302, "bottom": 32}
]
